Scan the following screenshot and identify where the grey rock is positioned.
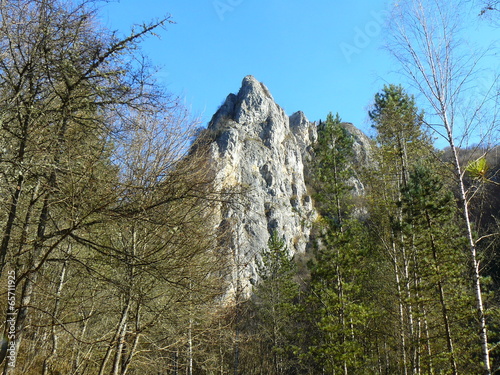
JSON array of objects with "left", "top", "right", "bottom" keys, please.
[
  {"left": 341, "top": 122, "right": 373, "bottom": 167},
  {"left": 204, "top": 75, "right": 370, "bottom": 297}
]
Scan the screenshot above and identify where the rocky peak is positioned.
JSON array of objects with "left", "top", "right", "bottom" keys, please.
[
  {"left": 233, "top": 75, "right": 276, "bottom": 124},
  {"left": 205, "top": 76, "right": 370, "bottom": 296},
  {"left": 290, "top": 110, "right": 318, "bottom": 157},
  {"left": 209, "top": 76, "right": 277, "bottom": 127},
  {"left": 206, "top": 76, "right": 316, "bottom": 295},
  {"left": 209, "top": 75, "right": 289, "bottom": 150}
]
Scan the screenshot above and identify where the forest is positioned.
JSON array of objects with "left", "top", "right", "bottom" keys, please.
[{"left": 0, "top": 0, "right": 498, "bottom": 374}]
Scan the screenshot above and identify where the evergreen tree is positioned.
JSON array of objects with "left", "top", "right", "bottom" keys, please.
[
  {"left": 400, "top": 165, "right": 478, "bottom": 373},
  {"left": 367, "top": 84, "right": 435, "bottom": 374},
  {"left": 306, "top": 113, "right": 377, "bottom": 374},
  {"left": 313, "top": 112, "right": 354, "bottom": 225},
  {"left": 367, "top": 84, "right": 479, "bottom": 373},
  {"left": 369, "top": 84, "right": 432, "bottom": 187},
  {"left": 251, "top": 231, "right": 300, "bottom": 375}
]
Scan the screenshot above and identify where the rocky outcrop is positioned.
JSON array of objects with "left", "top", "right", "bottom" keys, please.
[
  {"left": 205, "top": 76, "right": 316, "bottom": 294},
  {"left": 341, "top": 122, "right": 373, "bottom": 167},
  {"left": 204, "top": 75, "right": 371, "bottom": 295},
  {"left": 340, "top": 122, "right": 373, "bottom": 197}
]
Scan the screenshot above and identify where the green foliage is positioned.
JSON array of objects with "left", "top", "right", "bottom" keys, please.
[
  {"left": 369, "top": 84, "right": 433, "bottom": 173},
  {"left": 365, "top": 83, "right": 482, "bottom": 374},
  {"left": 370, "top": 84, "right": 424, "bottom": 135},
  {"left": 400, "top": 165, "right": 478, "bottom": 372},
  {"left": 256, "top": 231, "right": 297, "bottom": 284},
  {"left": 307, "top": 219, "right": 376, "bottom": 374},
  {"left": 313, "top": 112, "right": 355, "bottom": 226},
  {"left": 250, "top": 231, "right": 301, "bottom": 374},
  {"left": 304, "top": 112, "right": 379, "bottom": 373},
  {"left": 466, "top": 156, "right": 493, "bottom": 182}
]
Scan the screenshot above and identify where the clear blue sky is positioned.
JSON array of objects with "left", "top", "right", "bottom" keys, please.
[{"left": 100, "top": 0, "right": 497, "bottom": 143}]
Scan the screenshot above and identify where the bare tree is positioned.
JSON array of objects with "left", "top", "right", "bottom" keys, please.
[
  {"left": 386, "top": 0, "right": 499, "bottom": 373},
  {"left": 0, "top": 1, "right": 221, "bottom": 373},
  {"left": 480, "top": 0, "right": 500, "bottom": 15},
  {"left": 92, "top": 110, "right": 230, "bottom": 375}
]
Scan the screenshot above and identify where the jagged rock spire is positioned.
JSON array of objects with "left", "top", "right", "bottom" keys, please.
[
  {"left": 205, "top": 75, "right": 371, "bottom": 296},
  {"left": 207, "top": 76, "right": 317, "bottom": 295}
]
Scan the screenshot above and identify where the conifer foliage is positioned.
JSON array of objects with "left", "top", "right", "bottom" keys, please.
[
  {"left": 307, "top": 113, "right": 376, "bottom": 374},
  {"left": 251, "top": 231, "right": 300, "bottom": 375}
]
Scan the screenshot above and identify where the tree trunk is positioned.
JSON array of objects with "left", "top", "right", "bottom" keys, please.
[
  {"left": 188, "top": 317, "right": 193, "bottom": 375},
  {"left": 42, "top": 251, "right": 69, "bottom": 375},
  {"left": 111, "top": 319, "right": 128, "bottom": 375},
  {"left": 98, "top": 300, "right": 131, "bottom": 375},
  {"left": 444, "top": 114, "right": 490, "bottom": 374},
  {"left": 120, "top": 302, "right": 141, "bottom": 375},
  {"left": 392, "top": 246, "right": 409, "bottom": 375},
  {"left": 425, "top": 211, "right": 458, "bottom": 375},
  {"left": 4, "top": 193, "right": 51, "bottom": 375}
]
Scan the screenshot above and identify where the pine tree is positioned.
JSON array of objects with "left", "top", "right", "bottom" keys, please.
[
  {"left": 306, "top": 113, "right": 377, "bottom": 374},
  {"left": 251, "top": 231, "right": 300, "bottom": 375},
  {"left": 367, "top": 84, "right": 479, "bottom": 373},
  {"left": 400, "top": 165, "right": 478, "bottom": 373},
  {"left": 313, "top": 112, "right": 354, "bottom": 225},
  {"left": 367, "top": 84, "right": 435, "bottom": 374}
]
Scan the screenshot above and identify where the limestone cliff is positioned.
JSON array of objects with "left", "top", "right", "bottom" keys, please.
[{"left": 204, "top": 75, "right": 371, "bottom": 295}]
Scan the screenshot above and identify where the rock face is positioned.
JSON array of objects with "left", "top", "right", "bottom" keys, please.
[
  {"left": 341, "top": 122, "right": 373, "bottom": 167},
  {"left": 340, "top": 122, "right": 373, "bottom": 197},
  {"left": 205, "top": 75, "right": 370, "bottom": 295}
]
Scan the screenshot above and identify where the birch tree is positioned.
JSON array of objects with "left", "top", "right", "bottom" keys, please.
[{"left": 386, "top": 1, "right": 500, "bottom": 372}]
